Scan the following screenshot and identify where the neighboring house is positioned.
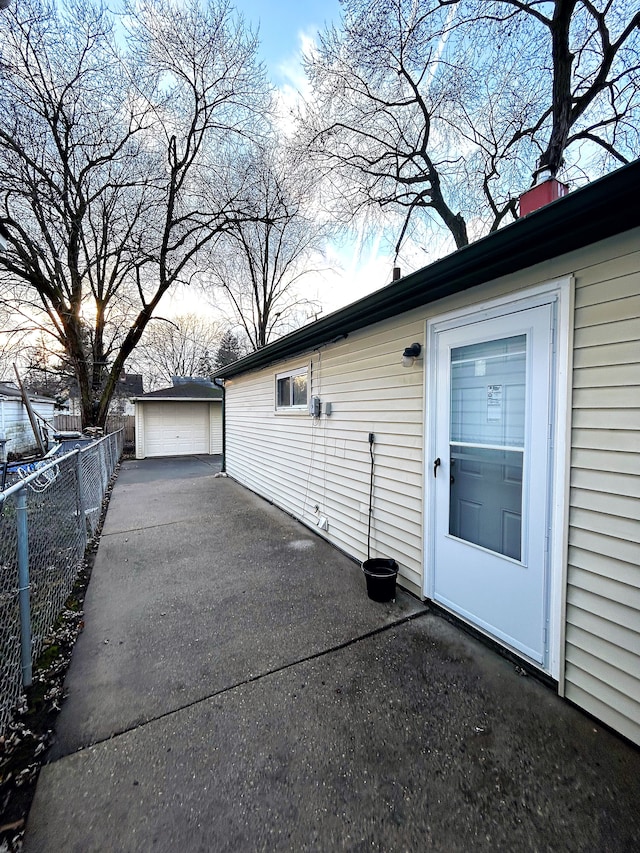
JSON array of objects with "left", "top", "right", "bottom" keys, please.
[
  {"left": 135, "top": 381, "right": 222, "bottom": 459},
  {"left": 110, "top": 372, "right": 144, "bottom": 416},
  {"left": 214, "top": 161, "right": 640, "bottom": 747},
  {"left": 0, "top": 382, "right": 56, "bottom": 456},
  {"left": 63, "top": 372, "right": 144, "bottom": 417}
]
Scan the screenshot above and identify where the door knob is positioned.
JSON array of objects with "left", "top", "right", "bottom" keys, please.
[{"left": 433, "top": 457, "right": 441, "bottom": 478}]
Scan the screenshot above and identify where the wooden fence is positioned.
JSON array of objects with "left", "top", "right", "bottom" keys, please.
[{"left": 54, "top": 414, "right": 135, "bottom": 448}]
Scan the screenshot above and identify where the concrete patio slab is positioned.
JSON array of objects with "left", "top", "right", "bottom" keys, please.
[
  {"left": 22, "top": 458, "right": 640, "bottom": 852},
  {"left": 48, "top": 464, "right": 425, "bottom": 758},
  {"left": 26, "top": 616, "right": 640, "bottom": 853}
]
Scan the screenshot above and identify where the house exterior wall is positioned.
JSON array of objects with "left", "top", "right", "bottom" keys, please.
[
  {"left": 224, "top": 315, "right": 426, "bottom": 594},
  {"left": 223, "top": 226, "right": 640, "bottom": 745},
  {"left": 564, "top": 238, "right": 640, "bottom": 746},
  {"left": 209, "top": 402, "right": 223, "bottom": 455},
  {"left": 110, "top": 397, "right": 136, "bottom": 417},
  {"left": 135, "top": 404, "right": 145, "bottom": 459},
  {"left": 0, "top": 397, "right": 56, "bottom": 456},
  {"left": 64, "top": 397, "right": 81, "bottom": 417}
]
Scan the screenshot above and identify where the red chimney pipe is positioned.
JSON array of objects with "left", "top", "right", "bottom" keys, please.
[{"left": 520, "top": 172, "right": 569, "bottom": 217}]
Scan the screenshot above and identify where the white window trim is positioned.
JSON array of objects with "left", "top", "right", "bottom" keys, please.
[{"left": 275, "top": 365, "right": 309, "bottom": 412}]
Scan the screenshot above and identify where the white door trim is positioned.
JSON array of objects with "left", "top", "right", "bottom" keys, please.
[{"left": 424, "top": 278, "right": 574, "bottom": 681}]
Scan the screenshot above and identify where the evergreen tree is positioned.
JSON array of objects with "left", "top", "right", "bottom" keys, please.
[{"left": 214, "top": 331, "right": 244, "bottom": 370}]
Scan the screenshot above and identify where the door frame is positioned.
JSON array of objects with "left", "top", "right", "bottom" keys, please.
[{"left": 423, "top": 278, "right": 574, "bottom": 681}]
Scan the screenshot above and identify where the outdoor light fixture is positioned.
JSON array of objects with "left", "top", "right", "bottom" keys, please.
[{"left": 402, "top": 342, "right": 422, "bottom": 368}]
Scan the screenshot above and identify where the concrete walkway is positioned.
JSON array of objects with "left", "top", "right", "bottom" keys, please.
[{"left": 24, "top": 458, "right": 640, "bottom": 852}]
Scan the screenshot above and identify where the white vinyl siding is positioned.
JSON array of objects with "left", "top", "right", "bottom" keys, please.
[
  {"left": 224, "top": 318, "right": 426, "bottom": 595},
  {"left": 209, "top": 403, "right": 222, "bottom": 454},
  {"left": 565, "top": 241, "right": 640, "bottom": 746},
  {"left": 0, "top": 397, "right": 56, "bottom": 455},
  {"left": 223, "top": 226, "right": 640, "bottom": 746}
]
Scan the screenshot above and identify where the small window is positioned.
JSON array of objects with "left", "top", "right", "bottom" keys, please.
[{"left": 276, "top": 367, "right": 308, "bottom": 410}]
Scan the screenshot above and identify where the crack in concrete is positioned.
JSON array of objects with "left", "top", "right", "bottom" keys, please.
[
  {"left": 58, "top": 607, "right": 430, "bottom": 760},
  {"left": 101, "top": 516, "right": 219, "bottom": 537}
]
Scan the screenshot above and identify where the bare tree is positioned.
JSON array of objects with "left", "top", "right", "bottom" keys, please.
[
  {"left": 476, "top": 0, "right": 640, "bottom": 178},
  {"left": 0, "top": 0, "right": 271, "bottom": 428},
  {"left": 20, "top": 333, "right": 73, "bottom": 400},
  {"left": 129, "top": 313, "right": 224, "bottom": 390},
  {"left": 0, "top": 0, "right": 147, "bottom": 424},
  {"left": 205, "top": 147, "right": 326, "bottom": 350},
  {"left": 0, "top": 302, "right": 22, "bottom": 380},
  {"left": 301, "top": 0, "right": 640, "bottom": 254}
]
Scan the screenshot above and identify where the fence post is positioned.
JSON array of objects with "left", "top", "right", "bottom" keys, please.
[
  {"left": 76, "top": 449, "right": 87, "bottom": 548},
  {"left": 16, "top": 487, "right": 33, "bottom": 688}
]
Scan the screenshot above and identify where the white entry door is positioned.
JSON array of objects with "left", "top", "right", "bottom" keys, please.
[{"left": 431, "top": 303, "right": 554, "bottom": 666}]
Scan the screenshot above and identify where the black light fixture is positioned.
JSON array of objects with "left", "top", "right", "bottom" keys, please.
[{"left": 402, "top": 342, "right": 422, "bottom": 367}]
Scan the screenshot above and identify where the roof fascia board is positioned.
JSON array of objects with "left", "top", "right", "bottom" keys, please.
[
  {"left": 215, "top": 161, "right": 640, "bottom": 380},
  {"left": 135, "top": 397, "right": 221, "bottom": 403}
]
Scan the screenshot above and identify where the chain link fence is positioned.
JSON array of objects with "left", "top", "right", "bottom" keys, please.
[{"left": 0, "top": 430, "right": 123, "bottom": 737}]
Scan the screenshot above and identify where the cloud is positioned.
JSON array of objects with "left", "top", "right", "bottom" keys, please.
[{"left": 273, "top": 28, "right": 319, "bottom": 138}]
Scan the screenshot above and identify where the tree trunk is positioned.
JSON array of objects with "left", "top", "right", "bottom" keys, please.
[{"left": 538, "top": 0, "right": 577, "bottom": 176}]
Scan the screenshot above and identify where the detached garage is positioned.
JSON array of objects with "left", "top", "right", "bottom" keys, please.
[{"left": 135, "top": 381, "right": 222, "bottom": 459}]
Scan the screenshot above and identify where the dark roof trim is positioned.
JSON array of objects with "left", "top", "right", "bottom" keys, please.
[
  {"left": 136, "top": 381, "right": 222, "bottom": 401},
  {"left": 136, "top": 396, "right": 222, "bottom": 403},
  {"left": 0, "top": 382, "right": 20, "bottom": 397},
  {"left": 215, "top": 160, "right": 640, "bottom": 380}
]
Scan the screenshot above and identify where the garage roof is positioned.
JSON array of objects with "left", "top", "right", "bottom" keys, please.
[
  {"left": 214, "top": 160, "right": 640, "bottom": 380},
  {"left": 136, "top": 381, "right": 222, "bottom": 402}
]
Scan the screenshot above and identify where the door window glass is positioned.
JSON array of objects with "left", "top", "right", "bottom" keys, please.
[{"left": 449, "top": 335, "right": 526, "bottom": 559}]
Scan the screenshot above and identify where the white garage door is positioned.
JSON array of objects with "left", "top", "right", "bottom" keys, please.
[{"left": 143, "top": 402, "right": 209, "bottom": 457}]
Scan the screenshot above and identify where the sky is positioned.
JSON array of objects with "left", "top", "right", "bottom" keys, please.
[
  {"left": 157, "top": 0, "right": 408, "bottom": 326},
  {"left": 232, "top": 0, "right": 342, "bottom": 86},
  {"left": 225, "top": 0, "right": 409, "bottom": 316},
  {"left": 163, "top": 0, "right": 407, "bottom": 320}
]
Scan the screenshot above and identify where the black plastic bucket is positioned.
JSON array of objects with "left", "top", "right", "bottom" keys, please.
[{"left": 362, "top": 558, "right": 399, "bottom": 602}]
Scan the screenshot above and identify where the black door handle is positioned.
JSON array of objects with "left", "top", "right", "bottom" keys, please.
[{"left": 433, "top": 457, "right": 441, "bottom": 478}]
